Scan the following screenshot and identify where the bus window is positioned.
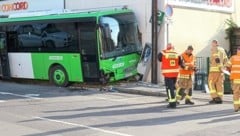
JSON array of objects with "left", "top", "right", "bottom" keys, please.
[
  {"left": 7, "top": 22, "right": 77, "bottom": 52},
  {"left": 100, "top": 13, "right": 142, "bottom": 59},
  {"left": 100, "top": 17, "right": 119, "bottom": 53}
]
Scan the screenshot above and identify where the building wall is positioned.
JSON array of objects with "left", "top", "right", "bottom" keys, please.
[
  {"left": 233, "top": 0, "right": 240, "bottom": 26},
  {"left": 168, "top": 7, "right": 231, "bottom": 57}
]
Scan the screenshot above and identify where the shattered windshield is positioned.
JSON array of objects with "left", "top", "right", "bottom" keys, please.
[{"left": 99, "top": 13, "right": 142, "bottom": 59}]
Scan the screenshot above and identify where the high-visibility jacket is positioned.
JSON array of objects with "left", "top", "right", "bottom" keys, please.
[
  {"left": 228, "top": 52, "right": 240, "bottom": 83},
  {"left": 209, "top": 47, "right": 228, "bottom": 72},
  {"left": 179, "top": 52, "right": 195, "bottom": 75},
  {"left": 161, "top": 49, "right": 179, "bottom": 77}
]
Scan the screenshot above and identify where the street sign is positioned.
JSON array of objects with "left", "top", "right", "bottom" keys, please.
[
  {"left": 165, "top": 4, "right": 173, "bottom": 17},
  {"left": 157, "top": 10, "right": 165, "bottom": 24},
  {"left": 149, "top": 10, "right": 165, "bottom": 25}
]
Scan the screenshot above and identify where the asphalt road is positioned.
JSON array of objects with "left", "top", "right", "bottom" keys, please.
[{"left": 0, "top": 80, "right": 239, "bottom": 136}]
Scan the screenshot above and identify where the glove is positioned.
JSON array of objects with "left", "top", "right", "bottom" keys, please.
[
  {"left": 226, "top": 67, "right": 231, "bottom": 72},
  {"left": 215, "top": 58, "right": 220, "bottom": 63},
  {"left": 180, "top": 64, "right": 185, "bottom": 69},
  {"left": 183, "top": 66, "right": 193, "bottom": 70},
  {"left": 193, "top": 67, "right": 198, "bottom": 72}
]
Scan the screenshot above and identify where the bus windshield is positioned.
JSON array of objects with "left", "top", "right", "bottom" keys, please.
[{"left": 100, "top": 13, "right": 142, "bottom": 59}]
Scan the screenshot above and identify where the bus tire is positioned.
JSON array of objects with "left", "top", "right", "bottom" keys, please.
[{"left": 49, "top": 65, "right": 69, "bottom": 87}]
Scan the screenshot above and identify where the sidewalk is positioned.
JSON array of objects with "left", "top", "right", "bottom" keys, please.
[{"left": 114, "top": 82, "right": 233, "bottom": 103}]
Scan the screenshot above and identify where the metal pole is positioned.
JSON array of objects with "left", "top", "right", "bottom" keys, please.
[
  {"left": 151, "top": 0, "right": 158, "bottom": 84},
  {"left": 166, "top": 23, "right": 169, "bottom": 44},
  {"left": 64, "top": 0, "right": 66, "bottom": 9}
]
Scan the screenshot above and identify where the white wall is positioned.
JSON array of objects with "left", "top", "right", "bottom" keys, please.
[
  {"left": 233, "top": 0, "right": 240, "bottom": 26},
  {"left": 168, "top": 7, "right": 231, "bottom": 57}
]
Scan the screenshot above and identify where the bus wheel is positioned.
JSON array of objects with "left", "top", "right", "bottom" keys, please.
[{"left": 49, "top": 65, "right": 69, "bottom": 87}]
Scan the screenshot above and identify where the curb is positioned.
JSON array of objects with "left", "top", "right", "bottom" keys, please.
[
  {"left": 114, "top": 87, "right": 167, "bottom": 97},
  {"left": 114, "top": 87, "right": 233, "bottom": 103}
]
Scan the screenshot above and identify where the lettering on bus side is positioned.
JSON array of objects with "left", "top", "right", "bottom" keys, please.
[
  {"left": 112, "top": 63, "right": 125, "bottom": 69},
  {"left": 49, "top": 56, "right": 63, "bottom": 61},
  {"left": 129, "top": 59, "right": 137, "bottom": 63}
]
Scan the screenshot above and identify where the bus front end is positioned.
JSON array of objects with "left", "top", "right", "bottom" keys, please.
[{"left": 99, "top": 11, "right": 142, "bottom": 82}]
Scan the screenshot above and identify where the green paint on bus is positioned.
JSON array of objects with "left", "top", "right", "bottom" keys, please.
[
  {"left": 100, "top": 53, "right": 139, "bottom": 81},
  {"left": 31, "top": 53, "right": 83, "bottom": 82}
]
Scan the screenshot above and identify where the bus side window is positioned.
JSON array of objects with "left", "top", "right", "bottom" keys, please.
[{"left": 79, "top": 22, "right": 97, "bottom": 55}]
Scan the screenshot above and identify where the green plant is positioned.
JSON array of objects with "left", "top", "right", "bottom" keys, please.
[{"left": 225, "top": 18, "right": 238, "bottom": 39}]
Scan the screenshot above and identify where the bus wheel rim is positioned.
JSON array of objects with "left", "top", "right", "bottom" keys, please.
[{"left": 53, "top": 69, "right": 65, "bottom": 85}]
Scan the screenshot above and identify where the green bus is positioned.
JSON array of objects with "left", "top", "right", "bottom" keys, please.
[{"left": 0, "top": 8, "right": 142, "bottom": 86}]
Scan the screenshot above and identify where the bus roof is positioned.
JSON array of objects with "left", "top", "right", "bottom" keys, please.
[{"left": 0, "top": 8, "right": 133, "bottom": 23}]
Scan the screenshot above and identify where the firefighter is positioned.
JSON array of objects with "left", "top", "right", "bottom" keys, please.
[
  {"left": 158, "top": 43, "right": 183, "bottom": 108},
  {"left": 208, "top": 40, "right": 228, "bottom": 104},
  {"left": 176, "top": 45, "right": 196, "bottom": 105},
  {"left": 226, "top": 47, "right": 240, "bottom": 112}
]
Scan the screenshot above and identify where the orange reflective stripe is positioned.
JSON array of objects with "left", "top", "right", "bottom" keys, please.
[
  {"left": 232, "top": 65, "right": 240, "bottom": 68},
  {"left": 231, "top": 71, "right": 240, "bottom": 74}
]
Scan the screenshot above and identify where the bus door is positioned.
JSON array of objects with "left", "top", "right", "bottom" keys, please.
[
  {"left": 0, "top": 32, "right": 10, "bottom": 79},
  {"left": 79, "top": 22, "right": 100, "bottom": 82}
]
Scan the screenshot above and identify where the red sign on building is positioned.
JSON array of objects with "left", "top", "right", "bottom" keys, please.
[{"left": 0, "top": 1, "right": 28, "bottom": 12}]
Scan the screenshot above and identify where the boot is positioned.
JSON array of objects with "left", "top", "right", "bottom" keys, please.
[
  {"left": 234, "top": 106, "right": 240, "bottom": 112},
  {"left": 209, "top": 98, "right": 217, "bottom": 104},
  {"left": 167, "top": 102, "right": 176, "bottom": 108},
  {"left": 215, "top": 97, "right": 222, "bottom": 104},
  {"left": 185, "top": 99, "right": 194, "bottom": 105}
]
